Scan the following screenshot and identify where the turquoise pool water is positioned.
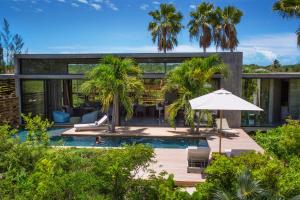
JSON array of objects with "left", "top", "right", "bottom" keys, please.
[{"left": 17, "top": 129, "right": 208, "bottom": 149}]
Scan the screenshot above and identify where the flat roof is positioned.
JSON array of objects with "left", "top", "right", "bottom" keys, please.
[
  {"left": 242, "top": 72, "right": 300, "bottom": 79},
  {"left": 15, "top": 52, "right": 243, "bottom": 59},
  {"left": 2, "top": 72, "right": 300, "bottom": 80}
]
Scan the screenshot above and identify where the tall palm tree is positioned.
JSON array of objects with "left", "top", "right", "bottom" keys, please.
[
  {"left": 148, "top": 3, "right": 183, "bottom": 53},
  {"left": 222, "top": 6, "right": 243, "bottom": 52},
  {"left": 273, "top": 0, "right": 300, "bottom": 47},
  {"left": 188, "top": 2, "right": 214, "bottom": 53},
  {"left": 210, "top": 7, "right": 226, "bottom": 52},
  {"left": 81, "top": 56, "right": 144, "bottom": 132},
  {"left": 163, "top": 55, "right": 227, "bottom": 130},
  {"left": 211, "top": 7, "right": 243, "bottom": 52}
]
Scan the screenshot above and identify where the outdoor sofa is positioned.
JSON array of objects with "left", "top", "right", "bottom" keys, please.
[{"left": 187, "top": 146, "right": 210, "bottom": 173}]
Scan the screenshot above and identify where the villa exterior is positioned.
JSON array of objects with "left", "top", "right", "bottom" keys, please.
[{"left": 1, "top": 52, "right": 300, "bottom": 128}]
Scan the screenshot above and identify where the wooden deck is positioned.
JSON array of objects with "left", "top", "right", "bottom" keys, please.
[{"left": 61, "top": 126, "right": 264, "bottom": 186}]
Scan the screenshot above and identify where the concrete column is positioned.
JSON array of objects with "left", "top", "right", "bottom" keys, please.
[
  {"left": 268, "top": 79, "right": 274, "bottom": 124},
  {"left": 14, "top": 57, "right": 22, "bottom": 124},
  {"left": 220, "top": 52, "right": 243, "bottom": 127}
]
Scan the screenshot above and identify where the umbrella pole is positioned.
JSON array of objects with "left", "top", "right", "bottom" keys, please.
[{"left": 219, "top": 110, "right": 223, "bottom": 154}]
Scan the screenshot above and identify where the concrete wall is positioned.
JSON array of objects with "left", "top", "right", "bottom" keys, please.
[{"left": 220, "top": 53, "right": 243, "bottom": 127}]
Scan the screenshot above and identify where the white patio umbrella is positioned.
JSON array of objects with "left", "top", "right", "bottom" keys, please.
[{"left": 189, "top": 89, "right": 263, "bottom": 153}]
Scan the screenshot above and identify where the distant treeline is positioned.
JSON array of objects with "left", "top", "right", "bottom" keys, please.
[{"left": 243, "top": 62, "right": 300, "bottom": 73}]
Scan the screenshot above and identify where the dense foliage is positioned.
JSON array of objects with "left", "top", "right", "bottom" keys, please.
[
  {"left": 243, "top": 62, "right": 300, "bottom": 73},
  {"left": 0, "top": 116, "right": 193, "bottom": 200},
  {"left": 191, "top": 121, "right": 300, "bottom": 200},
  {"left": 2, "top": 115, "right": 300, "bottom": 199},
  {"left": 255, "top": 119, "right": 300, "bottom": 160},
  {"left": 193, "top": 152, "right": 300, "bottom": 199},
  {"left": 163, "top": 55, "right": 227, "bottom": 130},
  {"left": 81, "top": 55, "right": 144, "bottom": 132}
]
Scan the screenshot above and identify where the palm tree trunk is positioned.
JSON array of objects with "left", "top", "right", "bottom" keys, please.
[
  {"left": 111, "top": 93, "right": 119, "bottom": 133},
  {"left": 203, "top": 47, "right": 206, "bottom": 53}
]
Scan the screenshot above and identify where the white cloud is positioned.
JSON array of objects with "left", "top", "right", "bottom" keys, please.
[
  {"left": 57, "top": 0, "right": 65, "bottom": 2},
  {"left": 78, "top": 0, "right": 88, "bottom": 4},
  {"left": 35, "top": 8, "right": 43, "bottom": 12},
  {"left": 105, "top": 0, "right": 118, "bottom": 11},
  {"left": 90, "top": 3, "right": 101, "bottom": 10},
  {"left": 140, "top": 4, "right": 149, "bottom": 11},
  {"left": 10, "top": 6, "right": 21, "bottom": 12},
  {"left": 71, "top": 2, "right": 79, "bottom": 7},
  {"left": 152, "top": 1, "right": 160, "bottom": 5},
  {"left": 238, "top": 33, "right": 300, "bottom": 65},
  {"left": 46, "top": 33, "right": 299, "bottom": 66},
  {"left": 189, "top": 4, "right": 196, "bottom": 10}
]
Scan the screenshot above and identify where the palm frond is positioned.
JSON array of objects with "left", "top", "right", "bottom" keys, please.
[{"left": 213, "top": 190, "right": 236, "bottom": 200}]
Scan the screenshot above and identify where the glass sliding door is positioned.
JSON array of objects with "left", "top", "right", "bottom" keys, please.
[{"left": 21, "top": 80, "right": 45, "bottom": 118}]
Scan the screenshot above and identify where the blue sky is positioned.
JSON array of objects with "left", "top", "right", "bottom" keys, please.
[{"left": 0, "top": 0, "right": 299, "bottom": 65}]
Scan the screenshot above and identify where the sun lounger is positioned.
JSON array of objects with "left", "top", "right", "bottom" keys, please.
[
  {"left": 74, "top": 115, "right": 108, "bottom": 131},
  {"left": 224, "top": 149, "right": 254, "bottom": 157},
  {"left": 216, "top": 118, "right": 239, "bottom": 136},
  {"left": 187, "top": 146, "right": 210, "bottom": 173}
]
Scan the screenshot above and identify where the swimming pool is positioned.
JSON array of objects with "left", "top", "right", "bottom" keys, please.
[{"left": 17, "top": 129, "right": 208, "bottom": 149}]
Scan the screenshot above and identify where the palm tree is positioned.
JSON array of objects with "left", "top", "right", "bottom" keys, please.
[
  {"left": 81, "top": 56, "right": 144, "bottom": 132},
  {"left": 163, "top": 55, "right": 227, "bottom": 131},
  {"left": 273, "top": 0, "right": 300, "bottom": 47},
  {"left": 148, "top": 3, "right": 183, "bottom": 53},
  {"left": 273, "top": 0, "right": 300, "bottom": 18},
  {"left": 210, "top": 7, "right": 226, "bottom": 52},
  {"left": 213, "top": 169, "right": 267, "bottom": 200},
  {"left": 188, "top": 2, "right": 214, "bottom": 52},
  {"left": 211, "top": 7, "right": 243, "bottom": 52},
  {"left": 222, "top": 6, "right": 243, "bottom": 52}
]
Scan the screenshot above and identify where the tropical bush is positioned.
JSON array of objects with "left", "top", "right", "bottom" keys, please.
[
  {"left": 193, "top": 121, "right": 300, "bottom": 200},
  {"left": 0, "top": 118, "right": 192, "bottom": 200},
  {"left": 22, "top": 113, "right": 53, "bottom": 145},
  {"left": 163, "top": 55, "right": 227, "bottom": 130},
  {"left": 81, "top": 55, "right": 144, "bottom": 132},
  {"left": 255, "top": 119, "right": 300, "bottom": 160},
  {"left": 193, "top": 152, "right": 300, "bottom": 199}
]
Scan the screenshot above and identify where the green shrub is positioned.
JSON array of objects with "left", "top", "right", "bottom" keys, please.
[
  {"left": 195, "top": 152, "right": 300, "bottom": 199},
  {"left": 22, "top": 113, "right": 53, "bottom": 145},
  {"left": 255, "top": 119, "right": 300, "bottom": 160}
]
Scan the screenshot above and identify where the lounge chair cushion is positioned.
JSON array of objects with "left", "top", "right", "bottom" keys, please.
[
  {"left": 53, "top": 111, "right": 70, "bottom": 123},
  {"left": 81, "top": 111, "right": 98, "bottom": 123}
]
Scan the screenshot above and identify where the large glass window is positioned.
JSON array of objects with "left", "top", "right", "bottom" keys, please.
[
  {"left": 21, "top": 59, "right": 68, "bottom": 75},
  {"left": 68, "top": 64, "right": 97, "bottom": 74},
  {"left": 139, "top": 63, "right": 180, "bottom": 74},
  {"left": 241, "top": 79, "right": 270, "bottom": 126},
  {"left": 72, "top": 80, "right": 86, "bottom": 107},
  {"left": 21, "top": 80, "right": 45, "bottom": 117}
]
